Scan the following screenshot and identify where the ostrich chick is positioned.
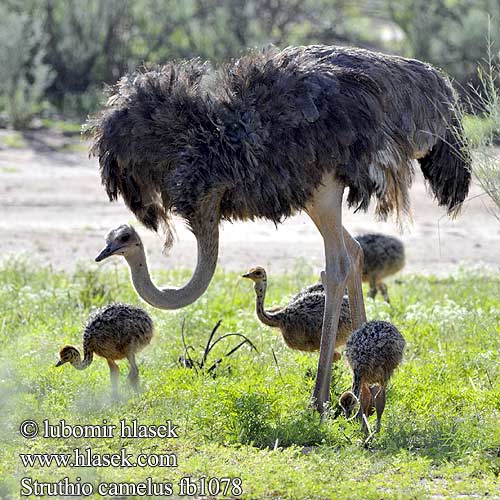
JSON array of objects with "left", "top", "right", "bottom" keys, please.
[
  {"left": 339, "top": 320, "right": 404, "bottom": 435},
  {"left": 56, "top": 303, "right": 154, "bottom": 395},
  {"left": 355, "top": 233, "right": 405, "bottom": 302},
  {"left": 243, "top": 267, "right": 352, "bottom": 360}
]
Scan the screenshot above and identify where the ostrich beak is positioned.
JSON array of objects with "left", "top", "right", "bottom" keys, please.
[
  {"left": 95, "top": 242, "right": 122, "bottom": 262},
  {"left": 241, "top": 273, "right": 251, "bottom": 278},
  {"left": 55, "top": 360, "right": 63, "bottom": 367}
]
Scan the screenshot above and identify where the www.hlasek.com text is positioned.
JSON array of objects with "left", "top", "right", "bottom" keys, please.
[{"left": 20, "top": 447, "right": 178, "bottom": 468}]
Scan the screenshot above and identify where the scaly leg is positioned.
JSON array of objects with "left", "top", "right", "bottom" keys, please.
[
  {"left": 373, "top": 386, "right": 386, "bottom": 432},
  {"left": 127, "top": 353, "right": 139, "bottom": 391},
  {"left": 360, "top": 383, "right": 375, "bottom": 418},
  {"left": 368, "top": 276, "right": 378, "bottom": 299},
  {"left": 306, "top": 178, "right": 350, "bottom": 414},
  {"left": 355, "top": 383, "right": 373, "bottom": 436},
  {"left": 379, "top": 282, "right": 390, "bottom": 303},
  {"left": 107, "top": 359, "right": 120, "bottom": 398},
  {"left": 343, "top": 229, "right": 367, "bottom": 330}
]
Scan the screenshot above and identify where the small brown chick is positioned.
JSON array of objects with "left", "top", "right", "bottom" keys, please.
[
  {"left": 243, "top": 266, "right": 352, "bottom": 360},
  {"left": 56, "top": 303, "right": 153, "bottom": 395},
  {"left": 355, "top": 233, "right": 405, "bottom": 302},
  {"left": 339, "top": 320, "right": 405, "bottom": 436}
]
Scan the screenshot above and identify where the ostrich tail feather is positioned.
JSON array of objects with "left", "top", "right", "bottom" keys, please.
[{"left": 419, "top": 114, "right": 472, "bottom": 216}]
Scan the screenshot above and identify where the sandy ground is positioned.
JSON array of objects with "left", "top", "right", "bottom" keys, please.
[{"left": 1, "top": 129, "right": 499, "bottom": 277}]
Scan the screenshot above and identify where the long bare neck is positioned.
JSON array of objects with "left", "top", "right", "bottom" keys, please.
[
  {"left": 71, "top": 347, "right": 93, "bottom": 370},
  {"left": 254, "top": 280, "right": 281, "bottom": 328},
  {"left": 125, "top": 217, "right": 219, "bottom": 310}
]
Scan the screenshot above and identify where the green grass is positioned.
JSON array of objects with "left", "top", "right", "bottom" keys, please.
[{"left": 0, "top": 260, "right": 498, "bottom": 499}]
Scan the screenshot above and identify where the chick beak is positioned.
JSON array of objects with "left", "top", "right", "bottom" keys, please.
[
  {"left": 55, "top": 360, "right": 64, "bottom": 367},
  {"left": 242, "top": 273, "right": 251, "bottom": 279}
]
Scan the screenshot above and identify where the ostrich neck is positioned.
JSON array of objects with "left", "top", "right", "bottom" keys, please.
[
  {"left": 125, "top": 221, "right": 219, "bottom": 310},
  {"left": 255, "top": 282, "right": 281, "bottom": 328},
  {"left": 72, "top": 347, "right": 93, "bottom": 370}
]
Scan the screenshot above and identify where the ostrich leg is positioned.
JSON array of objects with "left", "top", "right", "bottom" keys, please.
[
  {"left": 107, "top": 359, "right": 120, "bottom": 398},
  {"left": 343, "top": 229, "right": 367, "bottom": 330},
  {"left": 307, "top": 178, "right": 351, "bottom": 413},
  {"left": 127, "top": 353, "right": 139, "bottom": 391},
  {"left": 368, "top": 277, "right": 378, "bottom": 299}
]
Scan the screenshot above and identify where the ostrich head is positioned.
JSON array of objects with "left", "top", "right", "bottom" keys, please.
[
  {"left": 339, "top": 390, "right": 359, "bottom": 419},
  {"left": 56, "top": 346, "right": 80, "bottom": 366},
  {"left": 95, "top": 225, "right": 142, "bottom": 262},
  {"left": 242, "top": 266, "right": 267, "bottom": 283}
]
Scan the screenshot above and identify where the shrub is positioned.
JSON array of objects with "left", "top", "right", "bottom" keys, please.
[
  {"left": 462, "top": 50, "right": 500, "bottom": 221},
  {"left": 0, "top": 6, "right": 52, "bottom": 129}
]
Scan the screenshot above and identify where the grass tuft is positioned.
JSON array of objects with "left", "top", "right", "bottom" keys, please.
[{"left": 0, "top": 259, "right": 498, "bottom": 498}]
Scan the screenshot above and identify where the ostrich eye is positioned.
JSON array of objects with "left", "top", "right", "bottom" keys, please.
[{"left": 120, "top": 234, "right": 130, "bottom": 243}]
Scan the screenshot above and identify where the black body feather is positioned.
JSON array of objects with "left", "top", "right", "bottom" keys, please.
[{"left": 87, "top": 45, "right": 471, "bottom": 242}]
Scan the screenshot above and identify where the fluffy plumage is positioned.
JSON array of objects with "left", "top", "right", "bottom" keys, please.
[
  {"left": 344, "top": 320, "right": 405, "bottom": 390},
  {"left": 270, "top": 290, "right": 352, "bottom": 353},
  {"left": 286, "top": 233, "right": 405, "bottom": 302},
  {"left": 80, "top": 303, "right": 154, "bottom": 359},
  {"left": 87, "top": 45, "right": 471, "bottom": 247},
  {"left": 243, "top": 267, "right": 352, "bottom": 353},
  {"left": 340, "top": 320, "right": 405, "bottom": 434},
  {"left": 56, "top": 303, "right": 154, "bottom": 394}
]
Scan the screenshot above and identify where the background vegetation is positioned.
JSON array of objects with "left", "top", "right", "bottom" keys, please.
[
  {"left": 1, "top": 0, "right": 500, "bottom": 126},
  {"left": 0, "top": 261, "right": 498, "bottom": 498},
  {"left": 1, "top": 3, "right": 499, "bottom": 497}
]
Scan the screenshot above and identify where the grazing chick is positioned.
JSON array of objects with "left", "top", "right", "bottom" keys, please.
[
  {"left": 355, "top": 233, "right": 405, "bottom": 302},
  {"left": 243, "top": 266, "right": 352, "bottom": 360},
  {"left": 339, "top": 320, "right": 405, "bottom": 435},
  {"left": 56, "top": 303, "right": 153, "bottom": 395}
]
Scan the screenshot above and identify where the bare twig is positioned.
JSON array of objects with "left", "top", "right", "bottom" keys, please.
[
  {"left": 271, "top": 347, "right": 283, "bottom": 381},
  {"left": 180, "top": 319, "right": 257, "bottom": 375},
  {"left": 200, "top": 319, "right": 223, "bottom": 369}
]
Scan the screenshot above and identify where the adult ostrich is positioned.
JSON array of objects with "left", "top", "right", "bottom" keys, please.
[{"left": 89, "top": 45, "right": 471, "bottom": 412}]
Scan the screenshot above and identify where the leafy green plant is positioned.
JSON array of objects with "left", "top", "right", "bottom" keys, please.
[
  {"left": 460, "top": 46, "right": 500, "bottom": 221},
  {"left": 387, "top": 0, "right": 500, "bottom": 92},
  {"left": 178, "top": 319, "right": 257, "bottom": 375}
]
